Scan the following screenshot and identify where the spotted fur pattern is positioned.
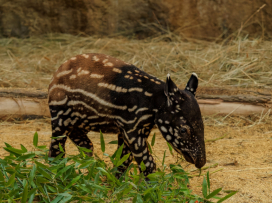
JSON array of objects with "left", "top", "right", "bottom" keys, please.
[{"left": 48, "top": 53, "right": 206, "bottom": 177}]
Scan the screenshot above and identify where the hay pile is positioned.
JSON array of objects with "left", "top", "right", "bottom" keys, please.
[{"left": 0, "top": 33, "right": 272, "bottom": 90}]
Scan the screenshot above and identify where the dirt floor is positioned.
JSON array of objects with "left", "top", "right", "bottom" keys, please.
[{"left": 0, "top": 116, "right": 271, "bottom": 202}]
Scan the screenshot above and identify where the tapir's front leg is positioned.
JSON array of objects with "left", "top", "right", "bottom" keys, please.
[{"left": 122, "top": 129, "right": 156, "bottom": 176}]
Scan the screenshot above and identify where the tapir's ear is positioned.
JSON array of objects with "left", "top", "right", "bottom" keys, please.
[
  {"left": 164, "top": 74, "right": 178, "bottom": 96},
  {"left": 185, "top": 73, "right": 198, "bottom": 96},
  {"left": 165, "top": 74, "right": 178, "bottom": 106}
]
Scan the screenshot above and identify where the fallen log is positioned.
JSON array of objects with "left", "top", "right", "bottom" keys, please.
[
  {"left": 0, "top": 87, "right": 271, "bottom": 119},
  {"left": 0, "top": 88, "right": 49, "bottom": 119}
]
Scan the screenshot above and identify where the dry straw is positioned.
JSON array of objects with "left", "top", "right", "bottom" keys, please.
[{"left": 1, "top": 28, "right": 272, "bottom": 90}]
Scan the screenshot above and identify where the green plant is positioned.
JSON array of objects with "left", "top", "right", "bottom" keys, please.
[
  {"left": 0, "top": 132, "right": 237, "bottom": 202},
  {"left": 202, "top": 171, "right": 238, "bottom": 203}
]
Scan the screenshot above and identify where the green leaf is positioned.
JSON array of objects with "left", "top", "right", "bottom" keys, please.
[
  {"left": 51, "top": 195, "right": 63, "bottom": 203},
  {"left": 94, "top": 172, "right": 100, "bottom": 184},
  {"left": 37, "top": 167, "right": 52, "bottom": 180},
  {"left": 16, "top": 153, "right": 36, "bottom": 161},
  {"left": 65, "top": 175, "right": 81, "bottom": 189},
  {"left": 79, "top": 160, "right": 95, "bottom": 169},
  {"left": 147, "top": 142, "right": 152, "bottom": 154},
  {"left": 116, "top": 153, "right": 130, "bottom": 167},
  {"left": 0, "top": 158, "right": 7, "bottom": 164},
  {"left": 36, "top": 180, "right": 45, "bottom": 196},
  {"left": 127, "top": 180, "right": 137, "bottom": 189},
  {"left": 59, "top": 143, "right": 64, "bottom": 153},
  {"left": 115, "top": 143, "right": 124, "bottom": 163},
  {"left": 59, "top": 194, "right": 72, "bottom": 203},
  {"left": 112, "top": 182, "right": 130, "bottom": 195},
  {"left": 4, "top": 142, "right": 12, "bottom": 147},
  {"left": 27, "top": 188, "right": 37, "bottom": 203},
  {"left": 29, "top": 164, "right": 36, "bottom": 188},
  {"left": 36, "top": 176, "right": 49, "bottom": 183},
  {"left": 166, "top": 142, "right": 174, "bottom": 156},
  {"left": 7, "top": 173, "right": 15, "bottom": 186},
  {"left": 35, "top": 161, "right": 48, "bottom": 169},
  {"left": 47, "top": 185, "right": 57, "bottom": 193},
  {"left": 0, "top": 170, "right": 5, "bottom": 183},
  {"left": 162, "top": 150, "right": 166, "bottom": 167},
  {"left": 52, "top": 193, "right": 72, "bottom": 203},
  {"left": 78, "top": 146, "right": 93, "bottom": 153},
  {"left": 108, "top": 140, "right": 118, "bottom": 144},
  {"left": 96, "top": 167, "right": 115, "bottom": 182},
  {"left": 55, "top": 165, "right": 73, "bottom": 178},
  {"left": 78, "top": 184, "right": 93, "bottom": 194},
  {"left": 87, "top": 162, "right": 96, "bottom": 179},
  {"left": 217, "top": 191, "right": 238, "bottom": 203},
  {"left": 136, "top": 194, "right": 144, "bottom": 203},
  {"left": 206, "top": 188, "right": 222, "bottom": 199},
  {"left": 147, "top": 172, "right": 165, "bottom": 180},
  {"left": 21, "top": 182, "right": 28, "bottom": 203},
  {"left": 51, "top": 152, "right": 65, "bottom": 163},
  {"left": 151, "top": 133, "right": 156, "bottom": 146},
  {"left": 207, "top": 171, "right": 210, "bottom": 193},
  {"left": 88, "top": 180, "right": 108, "bottom": 191},
  {"left": 33, "top": 132, "right": 38, "bottom": 147},
  {"left": 140, "top": 161, "right": 146, "bottom": 172},
  {"left": 100, "top": 131, "right": 105, "bottom": 152},
  {"left": 20, "top": 144, "right": 28, "bottom": 153},
  {"left": 202, "top": 175, "right": 207, "bottom": 198},
  {"left": 36, "top": 145, "right": 47, "bottom": 150},
  {"left": 3, "top": 147, "right": 24, "bottom": 156}
]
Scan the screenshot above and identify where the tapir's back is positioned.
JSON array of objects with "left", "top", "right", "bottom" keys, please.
[
  {"left": 49, "top": 53, "right": 132, "bottom": 105},
  {"left": 48, "top": 53, "right": 164, "bottom": 133}
]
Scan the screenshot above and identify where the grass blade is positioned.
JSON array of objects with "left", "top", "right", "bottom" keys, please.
[
  {"left": 162, "top": 150, "right": 166, "bottom": 167},
  {"left": 27, "top": 188, "right": 37, "bottom": 203},
  {"left": 217, "top": 191, "right": 238, "bottom": 203},
  {"left": 100, "top": 131, "right": 105, "bottom": 153},
  {"left": 7, "top": 173, "right": 15, "bottom": 186},
  {"left": 20, "top": 144, "right": 27, "bottom": 153},
  {"left": 117, "top": 153, "right": 131, "bottom": 167},
  {"left": 33, "top": 132, "right": 38, "bottom": 147},
  {"left": 65, "top": 175, "right": 81, "bottom": 189},
  {"left": 108, "top": 140, "right": 118, "bottom": 144},
  {"left": 151, "top": 133, "right": 156, "bottom": 146},
  {"left": 16, "top": 153, "right": 36, "bottom": 161},
  {"left": 202, "top": 175, "right": 207, "bottom": 198},
  {"left": 21, "top": 182, "right": 28, "bottom": 203},
  {"left": 166, "top": 142, "right": 174, "bottom": 156},
  {"left": 147, "top": 142, "right": 153, "bottom": 154},
  {"left": 140, "top": 161, "right": 146, "bottom": 172},
  {"left": 206, "top": 188, "right": 222, "bottom": 199},
  {"left": 207, "top": 171, "right": 210, "bottom": 194},
  {"left": 115, "top": 143, "right": 124, "bottom": 163}
]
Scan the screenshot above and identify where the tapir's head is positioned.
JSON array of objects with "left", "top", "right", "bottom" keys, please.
[{"left": 155, "top": 73, "right": 206, "bottom": 168}]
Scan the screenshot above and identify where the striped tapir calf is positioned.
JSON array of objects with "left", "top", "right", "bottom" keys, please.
[{"left": 48, "top": 53, "right": 206, "bottom": 176}]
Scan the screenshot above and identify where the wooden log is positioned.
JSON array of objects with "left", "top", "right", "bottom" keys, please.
[
  {"left": 0, "top": 97, "right": 49, "bottom": 119},
  {"left": 0, "top": 88, "right": 48, "bottom": 99},
  {"left": 0, "top": 87, "right": 271, "bottom": 119},
  {"left": 198, "top": 99, "right": 269, "bottom": 115}
]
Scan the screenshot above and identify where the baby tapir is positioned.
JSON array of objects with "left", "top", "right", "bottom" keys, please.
[{"left": 48, "top": 53, "right": 206, "bottom": 176}]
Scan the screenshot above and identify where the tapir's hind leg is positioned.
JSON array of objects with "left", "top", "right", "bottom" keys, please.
[
  {"left": 68, "top": 128, "right": 94, "bottom": 157},
  {"left": 116, "top": 133, "right": 134, "bottom": 178},
  {"left": 49, "top": 128, "right": 68, "bottom": 157}
]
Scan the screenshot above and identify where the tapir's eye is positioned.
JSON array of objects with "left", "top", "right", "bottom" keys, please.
[{"left": 180, "top": 128, "right": 187, "bottom": 134}]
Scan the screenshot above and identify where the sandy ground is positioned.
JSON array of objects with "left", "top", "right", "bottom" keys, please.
[{"left": 0, "top": 117, "right": 272, "bottom": 202}]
